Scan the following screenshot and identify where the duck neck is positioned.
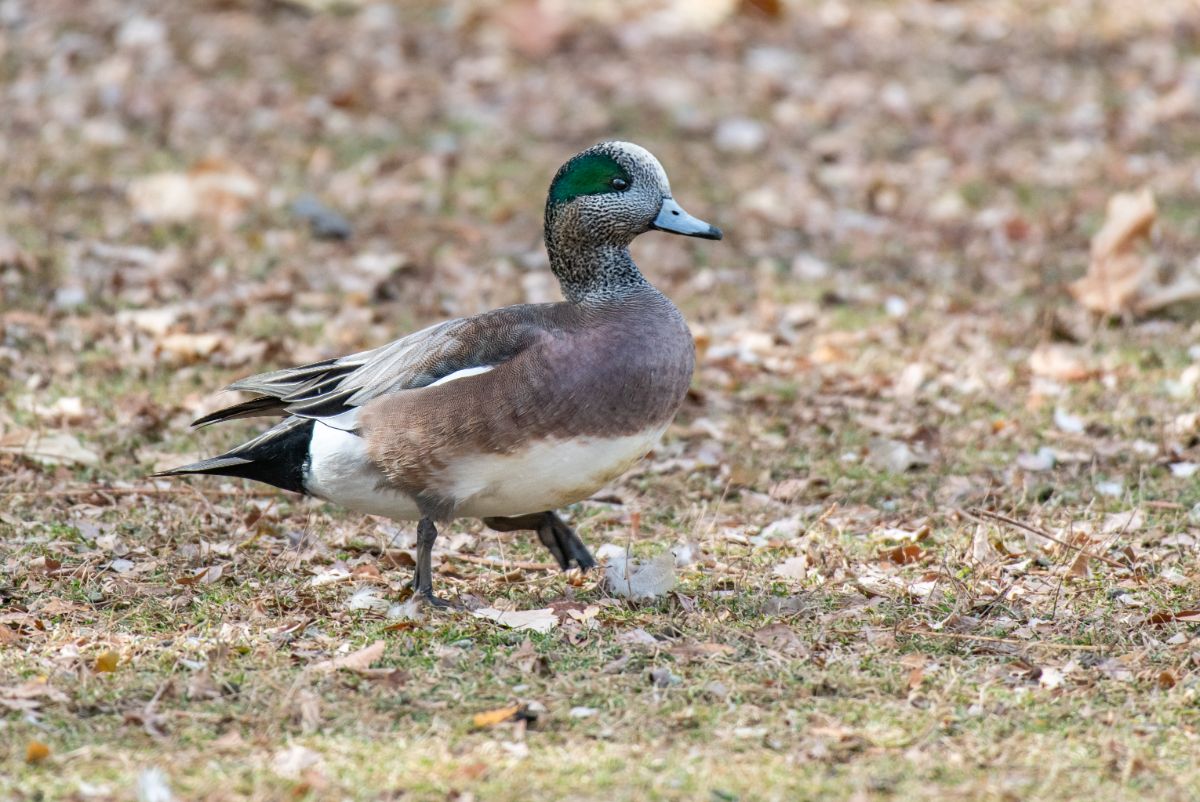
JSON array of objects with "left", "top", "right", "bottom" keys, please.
[{"left": 546, "top": 239, "right": 651, "bottom": 304}]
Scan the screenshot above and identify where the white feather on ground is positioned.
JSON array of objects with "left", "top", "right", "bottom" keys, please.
[{"left": 603, "top": 548, "right": 676, "bottom": 600}]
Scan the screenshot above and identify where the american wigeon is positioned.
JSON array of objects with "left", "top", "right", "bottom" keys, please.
[{"left": 156, "top": 141, "right": 722, "bottom": 605}]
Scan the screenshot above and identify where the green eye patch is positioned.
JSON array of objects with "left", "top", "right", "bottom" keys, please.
[{"left": 548, "top": 152, "right": 632, "bottom": 205}]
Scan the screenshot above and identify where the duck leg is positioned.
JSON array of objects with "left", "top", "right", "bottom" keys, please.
[
  {"left": 483, "top": 511, "right": 597, "bottom": 571},
  {"left": 410, "top": 517, "right": 454, "bottom": 608}
]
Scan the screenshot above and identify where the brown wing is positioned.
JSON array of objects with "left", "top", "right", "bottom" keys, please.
[{"left": 193, "top": 305, "right": 557, "bottom": 428}]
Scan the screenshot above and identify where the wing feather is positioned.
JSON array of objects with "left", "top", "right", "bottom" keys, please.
[{"left": 193, "top": 308, "right": 549, "bottom": 427}]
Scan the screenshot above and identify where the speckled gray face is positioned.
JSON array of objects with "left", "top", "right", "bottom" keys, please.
[
  {"left": 544, "top": 141, "right": 723, "bottom": 302},
  {"left": 547, "top": 141, "right": 720, "bottom": 245}
]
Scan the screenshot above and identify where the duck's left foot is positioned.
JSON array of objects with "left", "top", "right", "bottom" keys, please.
[
  {"left": 484, "top": 511, "right": 596, "bottom": 571},
  {"left": 541, "top": 512, "right": 596, "bottom": 571}
]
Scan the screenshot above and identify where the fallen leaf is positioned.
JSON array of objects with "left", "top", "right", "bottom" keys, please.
[
  {"left": 177, "top": 565, "right": 224, "bottom": 586},
  {"left": 753, "top": 622, "right": 805, "bottom": 655},
  {"left": 1028, "top": 344, "right": 1095, "bottom": 382},
  {"left": 880, "top": 544, "right": 923, "bottom": 565},
  {"left": 1144, "top": 609, "right": 1200, "bottom": 626},
  {"left": 900, "top": 654, "right": 926, "bottom": 690},
  {"left": 0, "top": 431, "right": 100, "bottom": 466},
  {"left": 94, "top": 651, "right": 120, "bottom": 673},
  {"left": 669, "top": 641, "right": 734, "bottom": 662},
  {"left": 0, "top": 680, "right": 69, "bottom": 713},
  {"left": 1070, "top": 189, "right": 1156, "bottom": 315},
  {"left": 472, "top": 607, "right": 558, "bottom": 633},
  {"left": 1101, "top": 509, "right": 1144, "bottom": 535},
  {"left": 615, "top": 628, "right": 659, "bottom": 646},
  {"left": 157, "top": 332, "right": 226, "bottom": 364},
  {"left": 866, "top": 438, "right": 922, "bottom": 473},
  {"left": 25, "top": 741, "right": 50, "bottom": 764},
  {"left": 1039, "top": 666, "right": 1066, "bottom": 689},
  {"left": 971, "top": 525, "right": 1000, "bottom": 564},
  {"left": 471, "top": 704, "right": 521, "bottom": 728},
  {"left": 128, "top": 158, "right": 261, "bottom": 228},
  {"left": 761, "top": 515, "right": 804, "bottom": 540},
  {"left": 309, "top": 640, "right": 385, "bottom": 673},
  {"left": 773, "top": 555, "right": 809, "bottom": 581}
]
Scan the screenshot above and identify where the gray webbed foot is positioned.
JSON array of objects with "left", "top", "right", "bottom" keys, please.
[{"left": 484, "top": 511, "right": 596, "bottom": 571}]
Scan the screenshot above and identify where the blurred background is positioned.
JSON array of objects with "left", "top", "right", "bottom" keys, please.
[{"left": 2, "top": 0, "right": 1200, "bottom": 491}]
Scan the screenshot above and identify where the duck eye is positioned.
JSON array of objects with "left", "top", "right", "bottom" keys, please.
[{"left": 610, "top": 177, "right": 629, "bottom": 191}]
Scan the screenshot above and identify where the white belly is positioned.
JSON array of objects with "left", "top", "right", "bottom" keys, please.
[
  {"left": 448, "top": 425, "right": 668, "bottom": 518},
  {"left": 305, "top": 418, "right": 667, "bottom": 521}
]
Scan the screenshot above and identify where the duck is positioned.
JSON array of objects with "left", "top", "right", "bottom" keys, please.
[{"left": 154, "top": 141, "right": 722, "bottom": 606}]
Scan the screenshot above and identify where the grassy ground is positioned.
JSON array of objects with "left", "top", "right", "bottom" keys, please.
[{"left": 4, "top": 1, "right": 1200, "bottom": 800}]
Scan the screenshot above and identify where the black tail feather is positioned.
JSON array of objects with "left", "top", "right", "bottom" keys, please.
[
  {"left": 153, "top": 419, "right": 315, "bottom": 495},
  {"left": 192, "top": 396, "right": 286, "bottom": 427}
]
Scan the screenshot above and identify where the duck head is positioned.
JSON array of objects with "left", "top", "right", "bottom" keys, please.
[{"left": 544, "top": 141, "right": 722, "bottom": 301}]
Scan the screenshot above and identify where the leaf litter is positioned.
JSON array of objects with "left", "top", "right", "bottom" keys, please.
[{"left": 5, "top": 0, "right": 1200, "bottom": 799}]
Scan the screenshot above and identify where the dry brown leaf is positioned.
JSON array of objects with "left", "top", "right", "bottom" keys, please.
[
  {"left": 773, "top": 555, "right": 809, "bottom": 581},
  {"left": 1067, "top": 551, "right": 1090, "bottom": 579},
  {"left": 472, "top": 607, "right": 558, "bottom": 633},
  {"left": 1028, "top": 344, "right": 1095, "bottom": 382},
  {"left": 906, "top": 666, "right": 925, "bottom": 690},
  {"left": 25, "top": 740, "right": 50, "bottom": 764},
  {"left": 880, "top": 544, "right": 923, "bottom": 565},
  {"left": 900, "top": 654, "right": 926, "bottom": 690},
  {"left": 128, "top": 157, "right": 261, "bottom": 227},
  {"left": 0, "top": 431, "right": 100, "bottom": 467},
  {"left": 94, "top": 650, "right": 120, "bottom": 673},
  {"left": 157, "top": 332, "right": 226, "bottom": 364},
  {"left": 472, "top": 704, "right": 520, "bottom": 729},
  {"left": 971, "top": 525, "right": 1000, "bottom": 564},
  {"left": 668, "top": 641, "right": 734, "bottom": 662},
  {"left": 1143, "top": 609, "right": 1200, "bottom": 626},
  {"left": 309, "top": 640, "right": 385, "bottom": 673},
  {"left": 1070, "top": 189, "right": 1155, "bottom": 315},
  {"left": 752, "top": 622, "right": 805, "bottom": 656},
  {"left": 177, "top": 565, "right": 224, "bottom": 586},
  {"left": 0, "top": 681, "right": 68, "bottom": 712}
]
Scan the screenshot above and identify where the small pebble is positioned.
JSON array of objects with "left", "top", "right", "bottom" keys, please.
[{"left": 291, "top": 194, "right": 352, "bottom": 241}]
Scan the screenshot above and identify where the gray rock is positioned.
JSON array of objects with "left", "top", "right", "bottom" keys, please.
[{"left": 291, "top": 194, "right": 352, "bottom": 241}]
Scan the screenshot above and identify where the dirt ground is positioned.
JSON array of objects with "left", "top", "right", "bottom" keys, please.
[{"left": 4, "top": 1, "right": 1200, "bottom": 800}]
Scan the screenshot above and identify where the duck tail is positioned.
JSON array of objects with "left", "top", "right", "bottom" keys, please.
[{"left": 151, "top": 418, "right": 315, "bottom": 495}]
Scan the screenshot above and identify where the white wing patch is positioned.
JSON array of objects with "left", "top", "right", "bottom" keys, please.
[{"left": 427, "top": 365, "right": 495, "bottom": 387}]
